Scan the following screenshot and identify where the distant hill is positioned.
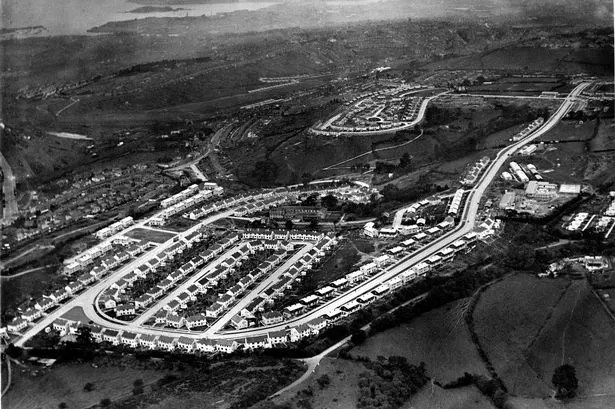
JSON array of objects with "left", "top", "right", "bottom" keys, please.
[{"left": 126, "top": 6, "right": 186, "bottom": 13}]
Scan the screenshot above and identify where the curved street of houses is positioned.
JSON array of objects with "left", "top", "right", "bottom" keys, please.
[{"left": 13, "top": 82, "right": 589, "bottom": 350}]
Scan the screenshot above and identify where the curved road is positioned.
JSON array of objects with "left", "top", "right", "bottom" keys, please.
[{"left": 13, "top": 83, "right": 589, "bottom": 348}]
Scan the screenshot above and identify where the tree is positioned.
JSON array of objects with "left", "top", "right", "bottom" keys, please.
[
  {"left": 58, "top": 403, "right": 68, "bottom": 409},
  {"left": 83, "top": 382, "right": 95, "bottom": 392},
  {"left": 76, "top": 326, "right": 93, "bottom": 346},
  {"left": 100, "top": 398, "right": 112, "bottom": 407},
  {"left": 285, "top": 220, "right": 294, "bottom": 230},
  {"left": 309, "top": 220, "right": 319, "bottom": 230},
  {"left": 552, "top": 364, "right": 578, "bottom": 399},
  {"left": 133, "top": 379, "right": 144, "bottom": 388},
  {"left": 316, "top": 374, "right": 331, "bottom": 389},
  {"left": 399, "top": 152, "right": 412, "bottom": 169},
  {"left": 321, "top": 194, "right": 339, "bottom": 210},
  {"left": 351, "top": 329, "right": 367, "bottom": 345}
]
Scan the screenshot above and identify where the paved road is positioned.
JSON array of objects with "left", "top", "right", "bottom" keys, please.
[{"left": 0, "top": 151, "right": 18, "bottom": 225}]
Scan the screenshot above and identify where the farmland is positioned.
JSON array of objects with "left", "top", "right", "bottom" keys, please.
[
  {"left": 473, "top": 273, "right": 615, "bottom": 406},
  {"left": 403, "top": 384, "right": 495, "bottom": 409},
  {"left": 351, "top": 298, "right": 489, "bottom": 384},
  {"left": 2, "top": 362, "right": 173, "bottom": 409}
]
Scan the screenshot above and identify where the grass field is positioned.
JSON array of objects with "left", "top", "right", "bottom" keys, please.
[
  {"left": 2, "top": 362, "right": 171, "bottom": 409},
  {"left": 403, "top": 383, "right": 495, "bottom": 409},
  {"left": 124, "top": 227, "right": 177, "bottom": 243},
  {"left": 473, "top": 273, "right": 615, "bottom": 405},
  {"left": 524, "top": 280, "right": 615, "bottom": 398},
  {"left": 1, "top": 267, "right": 65, "bottom": 314},
  {"left": 589, "top": 119, "right": 615, "bottom": 152},
  {"left": 61, "top": 306, "right": 91, "bottom": 323},
  {"left": 273, "top": 357, "right": 366, "bottom": 409},
  {"left": 536, "top": 120, "right": 597, "bottom": 142},
  {"left": 473, "top": 274, "right": 570, "bottom": 397},
  {"left": 351, "top": 298, "right": 489, "bottom": 384}
]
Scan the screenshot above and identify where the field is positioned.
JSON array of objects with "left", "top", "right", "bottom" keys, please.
[
  {"left": 473, "top": 274, "right": 570, "bottom": 396},
  {"left": 2, "top": 362, "right": 172, "bottom": 409},
  {"left": 524, "top": 281, "right": 615, "bottom": 397},
  {"left": 0, "top": 267, "right": 64, "bottom": 315},
  {"left": 473, "top": 273, "right": 615, "bottom": 406},
  {"left": 351, "top": 298, "right": 489, "bottom": 384},
  {"left": 272, "top": 357, "right": 366, "bottom": 409},
  {"left": 536, "top": 119, "right": 597, "bottom": 142},
  {"left": 124, "top": 228, "right": 177, "bottom": 243},
  {"left": 61, "top": 306, "right": 90, "bottom": 323},
  {"left": 403, "top": 384, "right": 495, "bottom": 409},
  {"left": 425, "top": 47, "right": 614, "bottom": 75},
  {"left": 589, "top": 118, "right": 615, "bottom": 152}
]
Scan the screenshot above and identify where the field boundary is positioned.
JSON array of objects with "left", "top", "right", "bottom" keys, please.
[
  {"left": 524, "top": 280, "right": 572, "bottom": 353},
  {"left": 464, "top": 273, "right": 513, "bottom": 392}
]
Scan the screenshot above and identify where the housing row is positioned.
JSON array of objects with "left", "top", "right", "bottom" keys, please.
[
  {"left": 510, "top": 117, "right": 544, "bottom": 142},
  {"left": 150, "top": 185, "right": 223, "bottom": 225},
  {"left": 102, "top": 232, "right": 238, "bottom": 315},
  {"left": 49, "top": 312, "right": 336, "bottom": 354},
  {"left": 461, "top": 157, "right": 490, "bottom": 186},
  {"left": 94, "top": 216, "right": 134, "bottom": 240}
]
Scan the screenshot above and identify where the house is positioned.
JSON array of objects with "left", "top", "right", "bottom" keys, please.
[
  {"left": 216, "top": 339, "right": 238, "bottom": 353},
  {"left": 176, "top": 337, "right": 195, "bottom": 352},
  {"left": 268, "top": 330, "right": 288, "bottom": 345},
  {"left": 52, "top": 318, "right": 70, "bottom": 335},
  {"left": 65, "top": 281, "right": 84, "bottom": 295},
  {"left": 315, "top": 286, "right": 335, "bottom": 298},
  {"left": 90, "top": 326, "right": 105, "bottom": 342},
  {"left": 166, "top": 314, "right": 185, "bottom": 329},
  {"left": 289, "top": 324, "right": 311, "bottom": 342},
  {"left": 357, "top": 292, "right": 376, "bottom": 304},
  {"left": 307, "top": 316, "right": 328, "bottom": 334},
  {"left": 206, "top": 302, "right": 225, "bottom": 318},
  {"left": 165, "top": 300, "right": 181, "bottom": 312},
  {"left": 154, "top": 309, "right": 168, "bottom": 324},
  {"left": 8, "top": 318, "right": 28, "bottom": 332},
  {"left": 244, "top": 335, "right": 271, "bottom": 350},
  {"left": 78, "top": 273, "right": 96, "bottom": 286},
  {"left": 195, "top": 338, "right": 216, "bottom": 353},
  {"left": 299, "top": 295, "right": 320, "bottom": 308},
  {"left": 261, "top": 311, "right": 283, "bottom": 326},
  {"left": 135, "top": 294, "right": 154, "bottom": 309},
  {"left": 21, "top": 307, "right": 42, "bottom": 322},
  {"left": 116, "top": 303, "right": 136, "bottom": 317},
  {"left": 157, "top": 336, "right": 176, "bottom": 351},
  {"left": 102, "top": 329, "right": 120, "bottom": 345},
  {"left": 139, "top": 334, "right": 158, "bottom": 349},
  {"left": 372, "top": 284, "right": 390, "bottom": 298},
  {"left": 35, "top": 297, "right": 56, "bottom": 311},
  {"left": 121, "top": 332, "right": 139, "bottom": 348},
  {"left": 101, "top": 296, "right": 117, "bottom": 310},
  {"left": 230, "top": 314, "right": 249, "bottom": 329},
  {"left": 185, "top": 313, "right": 208, "bottom": 329},
  {"left": 51, "top": 288, "right": 69, "bottom": 303},
  {"left": 219, "top": 294, "right": 233, "bottom": 308}
]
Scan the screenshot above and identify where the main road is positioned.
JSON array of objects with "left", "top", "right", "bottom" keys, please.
[{"left": 13, "top": 83, "right": 589, "bottom": 347}]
